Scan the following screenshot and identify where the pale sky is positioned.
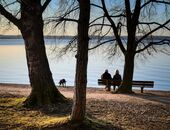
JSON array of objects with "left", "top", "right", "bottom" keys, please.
[
  {"left": 0, "top": 21, "right": 77, "bottom": 36},
  {"left": 0, "top": 0, "right": 169, "bottom": 36}
]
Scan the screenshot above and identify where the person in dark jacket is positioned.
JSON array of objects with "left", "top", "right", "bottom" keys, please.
[
  {"left": 112, "top": 69, "right": 122, "bottom": 91},
  {"left": 101, "top": 69, "right": 112, "bottom": 91}
]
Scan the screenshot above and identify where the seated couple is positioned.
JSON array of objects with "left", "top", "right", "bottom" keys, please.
[{"left": 101, "top": 69, "right": 122, "bottom": 91}]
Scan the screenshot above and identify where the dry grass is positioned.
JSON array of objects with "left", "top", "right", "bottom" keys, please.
[
  {"left": 0, "top": 98, "right": 70, "bottom": 129},
  {"left": 0, "top": 97, "right": 121, "bottom": 130},
  {"left": 0, "top": 84, "right": 170, "bottom": 130}
]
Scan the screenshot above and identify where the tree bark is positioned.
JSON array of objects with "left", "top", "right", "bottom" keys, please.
[
  {"left": 116, "top": 0, "right": 139, "bottom": 94},
  {"left": 70, "top": 0, "right": 90, "bottom": 122},
  {"left": 116, "top": 52, "right": 135, "bottom": 93},
  {"left": 116, "top": 39, "right": 136, "bottom": 93},
  {"left": 19, "top": 1, "right": 65, "bottom": 107}
]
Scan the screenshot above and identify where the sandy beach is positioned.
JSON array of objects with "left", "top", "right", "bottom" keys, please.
[{"left": 0, "top": 83, "right": 170, "bottom": 130}]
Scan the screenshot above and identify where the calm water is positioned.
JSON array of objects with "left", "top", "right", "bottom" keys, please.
[{"left": 0, "top": 39, "right": 170, "bottom": 91}]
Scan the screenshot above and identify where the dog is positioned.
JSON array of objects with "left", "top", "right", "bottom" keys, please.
[{"left": 59, "top": 79, "right": 66, "bottom": 87}]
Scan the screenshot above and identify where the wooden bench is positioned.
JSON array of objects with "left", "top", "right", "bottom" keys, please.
[{"left": 98, "top": 79, "right": 154, "bottom": 93}]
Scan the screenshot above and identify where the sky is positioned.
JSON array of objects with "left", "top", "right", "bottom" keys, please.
[{"left": 0, "top": 0, "right": 170, "bottom": 36}]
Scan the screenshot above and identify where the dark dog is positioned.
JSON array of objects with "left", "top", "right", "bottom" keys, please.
[{"left": 59, "top": 79, "right": 66, "bottom": 87}]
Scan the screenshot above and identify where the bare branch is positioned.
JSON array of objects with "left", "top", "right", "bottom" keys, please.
[
  {"left": 90, "top": 3, "right": 103, "bottom": 9},
  {"left": 141, "top": 0, "right": 170, "bottom": 9},
  {"left": 90, "top": 15, "right": 105, "bottom": 25},
  {"left": 101, "top": 0, "right": 126, "bottom": 54},
  {"left": 57, "top": 36, "right": 77, "bottom": 57},
  {"left": 125, "top": 0, "right": 132, "bottom": 27},
  {"left": 0, "top": 4, "right": 21, "bottom": 28},
  {"left": 89, "top": 23, "right": 111, "bottom": 28},
  {"left": 59, "top": 18, "right": 78, "bottom": 23},
  {"left": 153, "top": 0, "right": 170, "bottom": 4},
  {"left": 137, "top": 19, "right": 170, "bottom": 44},
  {"left": 100, "top": 27, "right": 112, "bottom": 39},
  {"left": 46, "top": 18, "right": 78, "bottom": 24},
  {"left": 45, "top": 5, "right": 79, "bottom": 30},
  {"left": 4, "top": 1, "right": 19, "bottom": 8},
  {"left": 140, "top": 0, "right": 152, "bottom": 9},
  {"left": 89, "top": 39, "right": 116, "bottom": 51},
  {"left": 132, "top": 0, "right": 141, "bottom": 27},
  {"left": 136, "top": 39, "right": 170, "bottom": 53},
  {"left": 110, "top": 14, "right": 126, "bottom": 18},
  {"left": 90, "top": 14, "right": 125, "bottom": 25},
  {"left": 139, "top": 21, "right": 170, "bottom": 31},
  {"left": 42, "top": 0, "right": 51, "bottom": 12},
  {"left": 46, "top": 6, "right": 79, "bottom": 20}
]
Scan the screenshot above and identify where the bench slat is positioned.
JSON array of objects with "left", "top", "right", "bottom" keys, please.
[
  {"left": 132, "top": 81, "right": 154, "bottom": 88},
  {"left": 98, "top": 79, "right": 154, "bottom": 93}
]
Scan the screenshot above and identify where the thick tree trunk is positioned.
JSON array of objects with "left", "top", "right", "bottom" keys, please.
[
  {"left": 20, "top": 2, "right": 65, "bottom": 107},
  {"left": 116, "top": 34, "right": 136, "bottom": 93},
  {"left": 70, "top": 0, "right": 90, "bottom": 123},
  {"left": 116, "top": 13, "right": 137, "bottom": 94},
  {"left": 116, "top": 51, "right": 135, "bottom": 93}
]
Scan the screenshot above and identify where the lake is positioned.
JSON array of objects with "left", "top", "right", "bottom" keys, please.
[{"left": 0, "top": 38, "right": 170, "bottom": 91}]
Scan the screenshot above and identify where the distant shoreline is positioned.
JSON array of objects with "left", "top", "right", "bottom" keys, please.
[
  {"left": 0, "top": 35, "right": 170, "bottom": 40},
  {"left": 0, "top": 35, "right": 74, "bottom": 39}
]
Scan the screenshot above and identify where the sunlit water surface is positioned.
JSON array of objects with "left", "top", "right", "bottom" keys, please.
[{"left": 0, "top": 39, "right": 170, "bottom": 91}]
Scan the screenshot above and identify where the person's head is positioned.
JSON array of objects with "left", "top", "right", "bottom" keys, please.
[
  {"left": 115, "top": 69, "right": 119, "bottom": 74},
  {"left": 105, "top": 69, "right": 108, "bottom": 73}
]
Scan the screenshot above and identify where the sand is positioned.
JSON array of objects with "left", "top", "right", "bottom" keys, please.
[{"left": 0, "top": 83, "right": 170, "bottom": 130}]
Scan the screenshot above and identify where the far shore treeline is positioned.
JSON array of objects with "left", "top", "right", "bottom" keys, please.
[{"left": 0, "top": 35, "right": 170, "bottom": 40}]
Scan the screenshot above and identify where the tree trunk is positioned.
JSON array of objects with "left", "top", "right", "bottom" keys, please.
[
  {"left": 20, "top": 1, "right": 65, "bottom": 107},
  {"left": 116, "top": 14, "right": 137, "bottom": 94},
  {"left": 116, "top": 34, "right": 136, "bottom": 93},
  {"left": 116, "top": 51, "right": 135, "bottom": 93},
  {"left": 70, "top": 0, "right": 90, "bottom": 123}
]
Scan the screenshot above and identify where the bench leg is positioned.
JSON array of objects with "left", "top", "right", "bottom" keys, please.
[
  {"left": 113, "top": 86, "right": 116, "bottom": 91},
  {"left": 141, "top": 87, "right": 144, "bottom": 93},
  {"left": 108, "top": 85, "right": 111, "bottom": 91},
  {"left": 105, "top": 85, "right": 111, "bottom": 91}
]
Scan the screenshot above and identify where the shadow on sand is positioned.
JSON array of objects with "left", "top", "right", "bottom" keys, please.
[{"left": 127, "top": 91, "right": 170, "bottom": 104}]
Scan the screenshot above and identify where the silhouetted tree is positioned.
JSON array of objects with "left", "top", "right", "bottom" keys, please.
[
  {"left": 70, "top": 0, "right": 90, "bottom": 122},
  {"left": 45, "top": 0, "right": 90, "bottom": 122},
  {"left": 91, "top": 0, "right": 170, "bottom": 93},
  {"left": 0, "top": 0, "right": 65, "bottom": 107}
]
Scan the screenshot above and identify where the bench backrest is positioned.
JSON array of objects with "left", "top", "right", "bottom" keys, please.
[
  {"left": 98, "top": 79, "right": 154, "bottom": 88},
  {"left": 98, "top": 79, "right": 109, "bottom": 85},
  {"left": 98, "top": 79, "right": 121, "bottom": 85},
  {"left": 132, "top": 81, "right": 154, "bottom": 88}
]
